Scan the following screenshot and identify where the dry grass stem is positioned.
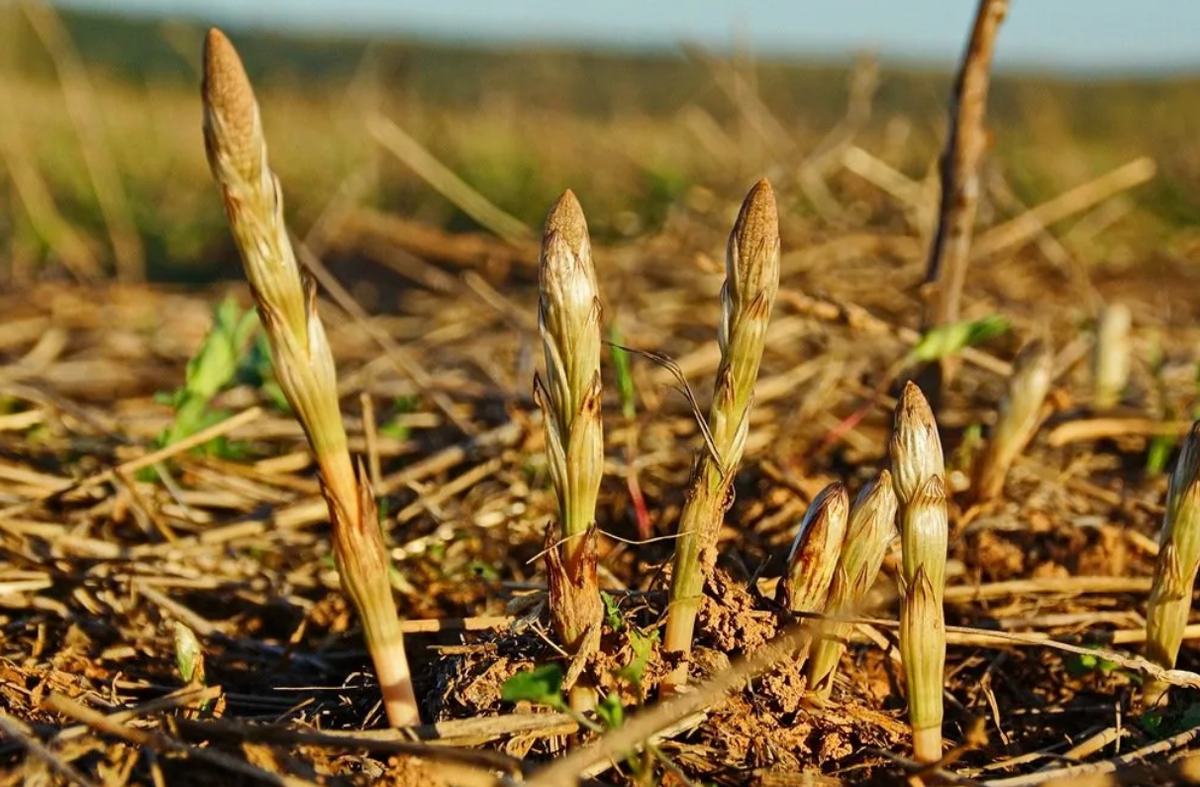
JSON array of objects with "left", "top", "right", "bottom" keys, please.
[
  {"left": 662, "top": 179, "right": 781, "bottom": 694},
  {"left": 922, "top": 0, "right": 1008, "bottom": 385},
  {"left": 1144, "top": 420, "right": 1200, "bottom": 706},
  {"left": 973, "top": 340, "right": 1053, "bottom": 502},
  {"left": 201, "top": 28, "right": 416, "bottom": 726}
]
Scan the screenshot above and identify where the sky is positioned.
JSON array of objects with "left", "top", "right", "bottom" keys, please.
[{"left": 51, "top": 0, "right": 1200, "bottom": 74}]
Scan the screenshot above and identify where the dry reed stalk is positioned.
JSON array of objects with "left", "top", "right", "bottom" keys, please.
[
  {"left": 973, "top": 340, "right": 1053, "bottom": 502},
  {"left": 891, "top": 381, "right": 948, "bottom": 762},
  {"left": 1144, "top": 421, "right": 1200, "bottom": 707},
  {"left": 922, "top": 0, "right": 1008, "bottom": 386},
  {"left": 22, "top": 1, "right": 145, "bottom": 280},
  {"left": 201, "top": 28, "right": 417, "bottom": 726},
  {"left": 778, "top": 482, "right": 849, "bottom": 614},
  {"left": 808, "top": 470, "right": 898, "bottom": 698},
  {"left": 533, "top": 190, "right": 604, "bottom": 699},
  {"left": 661, "top": 180, "right": 781, "bottom": 695},
  {"left": 1092, "top": 303, "right": 1131, "bottom": 411}
]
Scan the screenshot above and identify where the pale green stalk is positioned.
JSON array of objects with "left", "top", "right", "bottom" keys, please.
[
  {"left": 779, "top": 482, "right": 849, "bottom": 614},
  {"left": 808, "top": 470, "right": 898, "bottom": 698},
  {"left": 973, "top": 340, "right": 1053, "bottom": 502},
  {"left": 1144, "top": 421, "right": 1200, "bottom": 707},
  {"left": 534, "top": 190, "right": 604, "bottom": 679},
  {"left": 899, "top": 567, "right": 945, "bottom": 763},
  {"left": 661, "top": 180, "right": 780, "bottom": 695},
  {"left": 890, "top": 381, "right": 948, "bottom": 762},
  {"left": 202, "top": 28, "right": 417, "bottom": 726},
  {"left": 1093, "top": 302, "right": 1131, "bottom": 411}
]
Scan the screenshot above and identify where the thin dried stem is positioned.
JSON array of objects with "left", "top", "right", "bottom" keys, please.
[{"left": 922, "top": 0, "right": 1008, "bottom": 387}]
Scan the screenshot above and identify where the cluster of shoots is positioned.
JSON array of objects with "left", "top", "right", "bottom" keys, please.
[
  {"left": 661, "top": 180, "right": 781, "bottom": 694},
  {"left": 805, "top": 472, "right": 898, "bottom": 698},
  {"left": 533, "top": 190, "right": 605, "bottom": 706},
  {"left": 202, "top": 29, "right": 418, "bottom": 726},
  {"left": 1144, "top": 421, "right": 1200, "bottom": 707},
  {"left": 972, "top": 340, "right": 1053, "bottom": 502},
  {"left": 892, "top": 382, "right": 949, "bottom": 763}
]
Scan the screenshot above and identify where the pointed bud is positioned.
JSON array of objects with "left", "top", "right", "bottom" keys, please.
[
  {"left": 891, "top": 382, "right": 945, "bottom": 506},
  {"left": 780, "top": 483, "right": 850, "bottom": 614},
  {"left": 201, "top": 28, "right": 264, "bottom": 187}
]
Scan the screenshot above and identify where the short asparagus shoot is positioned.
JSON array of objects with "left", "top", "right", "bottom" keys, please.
[
  {"left": 533, "top": 191, "right": 605, "bottom": 707},
  {"left": 1144, "top": 421, "right": 1200, "bottom": 707},
  {"left": 891, "top": 382, "right": 949, "bottom": 762}
]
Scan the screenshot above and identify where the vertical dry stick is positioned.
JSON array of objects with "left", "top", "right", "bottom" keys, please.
[
  {"left": 808, "top": 470, "right": 898, "bottom": 698},
  {"left": 972, "top": 340, "right": 1053, "bottom": 502},
  {"left": 201, "top": 29, "right": 417, "bottom": 726},
  {"left": 921, "top": 0, "right": 1008, "bottom": 386},
  {"left": 891, "top": 382, "right": 949, "bottom": 763},
  {"left": 1144, "top": 421, "right": 1200, "bottom": 707},
  {"left": 0, "top": 74, "right": 99, "bottom": 280},
  {"left": 22, "top": 1, "right": 145, "bottom": 280},
  {"left": 778, "top": 482, "right": 849, "bottom": 615},
  {"left": 533, "top": 191, "right": 605, "bottom": 705},
  {"left": 661, "top": 180, "right": 781, "bottom": 696}
]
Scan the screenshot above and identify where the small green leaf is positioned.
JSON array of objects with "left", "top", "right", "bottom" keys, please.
[
  {"left": 595, "top": 691, "right": 625, "bottom": 730},
  {"left": 609, "top": 323, "right": 637, "bottom": 420},
  {"left": 173, "top": 621, "right": 205, "bottom": 685},
  {"left": 1147, "top": 434, "right": 1173, "bottom": 475},
  {"left": 602, "top": 591, "right": 624, "bottom": 632},
  {"left": 616, "top": 627, "right": 659, "bottom": 686},
  {"left": 501, "top": 664, "right": 566, "bottom": 710},
  {"left": 910, "top": 315, "right": 1010, "bottom": 363}
]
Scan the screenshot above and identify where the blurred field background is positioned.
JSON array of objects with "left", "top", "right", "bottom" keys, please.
[{"left": 2, "top": 3, "right": 1199, "bottom": 287}]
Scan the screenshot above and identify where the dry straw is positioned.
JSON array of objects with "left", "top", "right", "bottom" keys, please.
[
  {"left": 808, "top": 470, "right": 898, "bottom": 698},
  {"left": 533, "top": 191, "right": 604, "bottom": 692},
  {"left": 973, "top": 340, "right": 1053, "bottom": 502},
  {"left": 201, "top": 29, "right": 418, "bottom": 726},
  {"left": 778, "top": 482, "right": 849, "bottom": 615},
  {"left": 891, "top": 381, "right": 948, "bottom": 762},
  {"left": 661, "top": 180, "right": 781, "bottom": 694},
  {"left": 1144, "top": 420, "right": 1200, "bottom": 707}
]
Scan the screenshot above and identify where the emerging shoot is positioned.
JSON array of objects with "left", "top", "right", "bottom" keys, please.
[
  {"left": 661, "top": 180, "right": 781, "bottom": 695},
  {"left": 202, "top": 28, "right": 418, "bottom": 726}
]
